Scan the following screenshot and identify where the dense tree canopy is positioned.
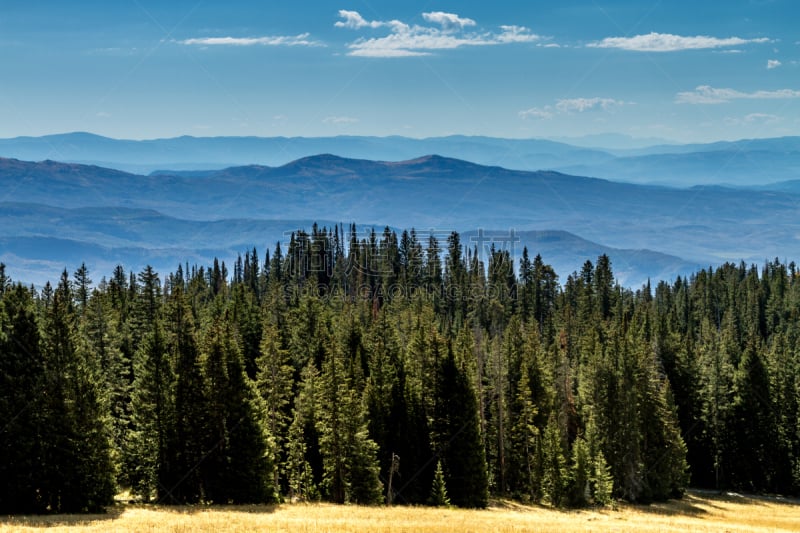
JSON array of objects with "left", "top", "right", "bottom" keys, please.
[{"left": 1, "top": 223, "right": 799, "bottom": 513}]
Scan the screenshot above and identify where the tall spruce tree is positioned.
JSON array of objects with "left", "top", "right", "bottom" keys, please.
[
  {"left": 432, "top": 344, "right": 489, "bottom": 508},
  {"left": 128, "top": 323, "right": 173, "bottom": 501},
  {"left": 162, "top": 285, "right": 208, "bottom": 504},
  {"left": 39, "top": 271, "right": 116, "bottom": 512},
  {"left": 0, "top": 285, "right": 48, "bottom": 513},
  {"left": 201, "top": 317, "right": 277, "bottom": 503},
  {"left": 316, "top": 318, "right": 383, "bottom": 504}
]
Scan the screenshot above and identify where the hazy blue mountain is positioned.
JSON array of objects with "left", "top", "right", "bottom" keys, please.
[
  {"left": 0, "top": 203, "right": 697, "bottom": 288},
  {"left": 2, "top": 154, "right": 798, "bottom": 288},
  {"left": 1, "top": 132, "right": 797, "bottom": 187},
  {"left": 0, "top": 132, "right": 614, "bottom": 174},
  {"left": 560, "top": 145, "right": 800, "bottom": 186},
  {"left": 549, "top": 133, "right": 677, "bottom": 150}
]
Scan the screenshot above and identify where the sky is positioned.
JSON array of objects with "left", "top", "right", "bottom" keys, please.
[{"left": 0, "top": 0, "right": 798, "bottom": 143}]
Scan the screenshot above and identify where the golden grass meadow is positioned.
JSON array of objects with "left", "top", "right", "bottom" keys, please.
[{"left": 1, "top": 490, "right": 799, "bottom": 533}]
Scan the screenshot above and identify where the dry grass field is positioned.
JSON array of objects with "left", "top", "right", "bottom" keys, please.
[{"left": 1, "top": 490, "right": 798, "bottom": 533}]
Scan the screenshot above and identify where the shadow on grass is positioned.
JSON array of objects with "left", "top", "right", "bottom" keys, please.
[
  {"left": 625, "top": 493, "right": 710, "bottom": 517},
  {"left": 0, "top": 501, "right": 280, "bottom": 528},
  {"left": 0, "top": 504, "right": 126, "bottom": 527},
  {"left": 624, "top": 488, "right": 800, "bottom": 518},
  {"left": 689, "top": 488, "right": 800, "bottom": 508},
  {"left": 141, "top": 502, "right": 280, "bottom": 515}
]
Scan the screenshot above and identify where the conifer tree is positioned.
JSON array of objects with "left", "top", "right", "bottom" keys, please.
[
  {"left": 429, "top": 460, "right": 450, "bottom": 507},
  {"left": 39, "top": 270, "right": 116, "bottom": 512},
  {"left": 256, "top": 322, "right": 295, "bottom": 491},
  {"left": 316, "top": 320, "right": 383, "bottom": 504},
  {"left": 202, "top": 317, "right": 277, "bottom": 503},
  {"left": 541, "top": 416, "right": 567, "bottom": 506},
  {"left": 127, "top": 319, "right": 172, "bottom": 501},
  {"left": 432, "top": 344, "right": 489, "bottom": 508},
  {"left": 0, "top": 285, "right": 48, "bottom": 513},
  {"left": 162, "top": 286, "right": 207, "bottom": 504},
  {"left": 286, "top": 362, "right": 322, "bottom": 501},
  {"left": 568, "top": 437, "right": 591, "bottom": 507}
]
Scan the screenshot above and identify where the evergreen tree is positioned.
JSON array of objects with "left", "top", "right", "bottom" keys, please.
[
  {"left": 286, "top": 362, "right": 322, "bottom": 501},
  {"left": 39, "top": 271, "right": 116, "bottom": 512},
  {"left": 316, "top": 319, "right": 383, "bottom": 504},
  {"left": 429, "top": 460, "right": 450, "bottom": 507},
  {"left": 729, "top": 336, "right": 779, "bottom": 491},
  {"left": 0, "top": 285, "right": 48, "bottom": 513},
  {"left": 162, "top": 286, "right": 208, "bottom": 504},
  {"left": 432, "top": 344, "right": 489, "bottom": 508},
  {"left": 201, "top": 317, "right": 277, "bottom": 503},
  {"left": 128, "top": 324, "right": 173, "bottom": 501},
  {"left": 541, "top": 416, "right": 567, "bottom": 506},
  {"left": 568, "top": 437, "right": 591, "bottom": 507},
  {"left": 256, "top": 323, "right": 295, "bottom": 492}
]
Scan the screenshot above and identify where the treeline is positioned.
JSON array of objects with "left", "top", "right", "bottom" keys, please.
[{"left": 1, "top": 224, "right": 798, "bottom": 514}]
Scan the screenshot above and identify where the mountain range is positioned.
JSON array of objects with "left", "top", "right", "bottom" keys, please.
[
  {"left": 1, "top": 132, "right": 798, "bottom": 187},
  {"left": 2, "top": 149, "right": 799, "bottom": 288}
]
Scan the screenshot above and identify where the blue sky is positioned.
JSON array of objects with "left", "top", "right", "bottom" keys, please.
[{"left": 0, "top": 0, "right": 797, "bottom": 142}]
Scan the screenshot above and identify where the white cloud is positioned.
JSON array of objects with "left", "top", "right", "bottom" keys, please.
[
  {"left": 334, "top": 10, "right": 388, "bottom": 29},
  {"left": 588, "top": 32, "right": 769, "bottom": 52},
  {"left": 519, "top": 107, "right": 554, "bottom": 120},
  {"left": 555, "top": 97, "right": 624, "bottom": 113},
  {"left": 520, "top": 97, "right": 625, "bottom": 120},
  {"left": 96, "top": 111, "right": 111, "bottom": 118},
  {"left": 676, "top": 85, "right": 800, "bottom": 104},
  {"left": 767, "top": 59, "right": 782, "bottom": 69},
  {"left": 180, "top": 34, "right": 321, "bottom": 47},
  {"left": 422, "top": 12, "right": 476, "bottom": 29},
  {"left": 323, "top": 116, "right": 359, "bottom": 124},
  {"left": 725, "top": 113, "right": 781, "bottom": 126},
  {"left": 337, "top": 10, "right": 542, "bottom": 58}
]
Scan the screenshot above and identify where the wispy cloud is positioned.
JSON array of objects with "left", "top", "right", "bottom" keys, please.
[
  {"left": 323, "top": 116, "right": 359, "bottom": 124},
  {"left": 767, "top": 59, "right": 782, "bottom": 69},
  {"left": 336, "top": 10, "right": 543, "bottom": 58},
  {"left": 519, "top": 108, "right": 555, "bottom": 120},
  {"left": 588, "top": 32, "right": 769, "bottom": 52},
  {"left": 556, "top": 97, "right": 624, "bottom": 113},
  {"left": 179, "top": 34, "right": 322, "bottom": 47},
  {"left": 725, "top": 113, "right": 781, "bottom": 126},
  {"left": 422, "top": 12, "right": 476, "bottom": 29},
  {"left": 520, "top": 97, "right": 626, "bottom": 120},
  {"left": 676, "top": 85, "right": 800, "bottom": 104},
  {"left": 335, "top": 10, "right": 391, "bottom": 30}
]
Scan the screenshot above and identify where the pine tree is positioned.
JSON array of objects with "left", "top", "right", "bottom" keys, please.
[
  {"left": 541, "top": 416, "right": 567, "bottom": 507},
  {"left": 83, "top": 287, "right": 131, "bottom": 488},
  {"left": 429, "top": 460, "right": 450, "bottom": 506},
  {"left": 256, "top": 322, "right": 295, "bottom": 492},
  {"left": 128, "top": 324, "right": 173, "bottom": 501},
  {"left": 39, "top": 271, "right": 116, "bottom": 512},
  {"left": 286, "top": 362, "right": 322, "bottom": 501},
  {"left": 162, "top": 286, "right": 208, "bottom": 504},
  {"left": 0, "top": 285, "right": 48, "bottom": 513},
  {"left": 316, "top": 321, "right": 383, "bottom": 504},
  {"left": 729, "top": 335, "right": 779, "bottom": 491},
  {"left": 202, "top": 317, "right": 277, "bottom": 503},
  {"left": 591, "top": 451, "right": 614, "bottom": 506},
  {"left": 568, "top": 437, "right": 591, "bottom": 506},
  {"left": 432, "top": 344, "right": 489, "bottom": 508}
]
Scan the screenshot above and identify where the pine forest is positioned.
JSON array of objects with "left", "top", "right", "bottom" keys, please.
[{"left": 2, "top": 223, "right": 799, "bottom": 514}]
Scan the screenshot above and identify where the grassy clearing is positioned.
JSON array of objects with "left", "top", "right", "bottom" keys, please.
[{"left": 1, "top": 490, "right": 799, "bottom": 532}]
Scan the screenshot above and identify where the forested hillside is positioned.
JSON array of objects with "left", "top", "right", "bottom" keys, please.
[{"left": 1, "top": 224, "right": 798, "bottom": 514}]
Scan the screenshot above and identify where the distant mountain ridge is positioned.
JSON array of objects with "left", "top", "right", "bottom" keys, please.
[
  {"left": 1, "top": 153, "right": 799, "bottom": 288},
  {"left": 1, "top": 132, "right": 797, "bottom": 186}
]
